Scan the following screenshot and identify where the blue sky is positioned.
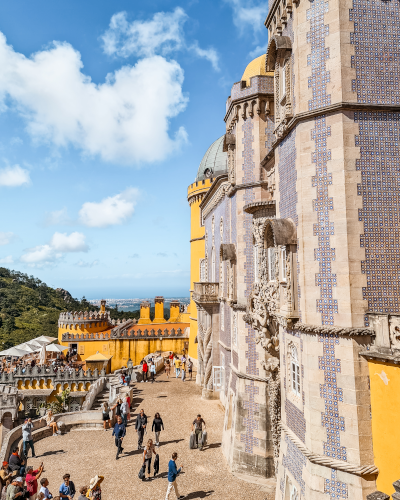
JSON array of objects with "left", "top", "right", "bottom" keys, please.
[{"left": 0, "top": 0, "right": 268, "bottom": 299}]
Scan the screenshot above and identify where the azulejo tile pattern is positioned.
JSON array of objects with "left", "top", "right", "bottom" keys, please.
[
  {"left": 355, "top": 112, "right": 400, "bottom": 318},
  {"left": 350, "top": 0, "right": 400, "bottom": 106},
  {"left": 318, "top": 334, "right": 347, "bottom": 464},
  {"left": 285, "top": 399, "right": 306, "bottom": 443},
  {"left": 312, "top": 117, "right": 337, "bottom": 325},
  {"left": 240, "top": 381, "right": 260, "bottom": 453},
  {"left": 306, "top": 0, "right": 331, "bottom": 111},
  {"left": 324, "top": 469, "right": 348, "bottom": 499},
  {"left": 282, "top": 436, "right": 306, "bottom": 495}
]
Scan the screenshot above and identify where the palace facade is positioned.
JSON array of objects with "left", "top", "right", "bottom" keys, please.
[{"left": 188, "top": 0, "right": 400, "bottom": 498}]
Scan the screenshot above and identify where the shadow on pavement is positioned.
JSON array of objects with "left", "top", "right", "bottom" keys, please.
[
  {"left": 39, "top": 449, "right": 65, "bottom": 457},
  {"left": 204, "top": 443, "right": 221, "bottom": 450},
  {"left": 159, "top": 438, "right": 185, "bottom": 446},
  {"left": 184, "top": 490, "right": 214, "bottom": 499}
]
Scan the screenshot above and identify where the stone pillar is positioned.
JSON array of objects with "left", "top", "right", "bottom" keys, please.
[
  {"left": 100, "top": 299, "right": 106, "bottom": 313},
  {"left": 154, "top": 296, "right": 166, "bottom": 324},
  {"left": 138, "top": 301, "right": 151, "bottom": 325}
]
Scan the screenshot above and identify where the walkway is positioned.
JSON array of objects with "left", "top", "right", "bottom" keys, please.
[{"left": 27, "top": 372, "right": 268, "bottom": 500}]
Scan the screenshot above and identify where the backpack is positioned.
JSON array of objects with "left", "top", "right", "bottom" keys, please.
[
  {"left": 138, "top": 464, "right": 146, "bottom": 480},
  {"left": 154, "top": 454, "right": 160, "bottom": 475}
]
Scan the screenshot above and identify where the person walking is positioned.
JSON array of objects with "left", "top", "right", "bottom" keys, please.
[
  {"left": 142, "top": 439, "right": 157, "bottom": 480},
  {"left": 101, "top": 402, "right": 111, "bottom": 431},
  {"left": 120, "top": 398, "right": 129, "bottom": 426},
  {"left": 142, "top": 360, "right": 148, "bottom": 382},
  {"left": 165, "top": 452, "right": 184, "bottom": 500},
  {"left": 111, "top": 399, "right": 122, "bottom": 419},
  {"left": 22, "top": 418, "right": 36, "bottom": 458},
  {"left": 152, "top": 413, "right": 164, "bottom": 447},
  {"left": 59, "top": 474, "right": 76, "bottom": 500},
  {"left": 164, "top": 359, "right": 170, "bottom": 379},
  {"left": 191, "top": 414, "right": 206, "bottom": 451},
  {"left": 187, "top": 358, "right": 193, "bottom": 380},
  {"left": 112, "top": 416, "right": 126, "bottom": 460},
  {"left": 149, "top": 362, "right": 156, "bottom": 383},
  {"left": 39, "top": 478, "right": 53, "bottom": 499},
  {"left": 135, "top": 408, "right": 148, "bottom": 450},
  {"left": 181, "top": 363, "right": 186, "bottom": 382},
  {"left": 174, "top": 357, "right": 181, "bottom": 378},
  {"left": 26, "top": 463, "right": 44, "bottom": 500}
]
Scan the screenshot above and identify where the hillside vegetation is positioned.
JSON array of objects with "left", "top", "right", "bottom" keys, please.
[{"left": 0, "top": 268, "right": 139, "bottom": 349}]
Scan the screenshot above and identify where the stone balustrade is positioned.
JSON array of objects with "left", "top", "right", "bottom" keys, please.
[{"left": 193, "top": 282, "right": 220, "bottom": 304}]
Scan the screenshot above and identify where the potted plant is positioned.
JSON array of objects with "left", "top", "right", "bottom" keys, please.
[{"left": 39, "top": 403, "right": 47, "bottom": 416}]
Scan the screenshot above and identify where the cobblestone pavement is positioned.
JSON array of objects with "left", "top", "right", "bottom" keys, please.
[{"left": 28, "top": 372, "right": 267, "bottom": 500}]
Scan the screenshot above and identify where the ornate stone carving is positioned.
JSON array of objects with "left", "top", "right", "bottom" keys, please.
[
  {"left": 389, "top": 316, "right": 400, "bottom": 349},
  {"left": 227, "top": 144, "right": 235, "bottom": 185},
  {"left": 197, "top": 319, "right": 213, "bottom": 390}
]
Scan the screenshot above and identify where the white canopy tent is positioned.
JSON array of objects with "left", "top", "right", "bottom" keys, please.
[
  {"left": 17, "top": 343, "right": 38, "bottom": 353},
  {"left": 0, "top": 335, "right": 60, "bottom": 357},
  {"left": 0, "top": 346, "right": 30, "bottom": 357}
]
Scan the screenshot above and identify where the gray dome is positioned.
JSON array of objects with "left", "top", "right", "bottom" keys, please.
[{"left": 196, "top": 135, "right": 228, "bottom": 181}]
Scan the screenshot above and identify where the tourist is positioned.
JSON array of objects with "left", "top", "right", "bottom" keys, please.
[
  {"left": 181, "top": 362, "right": 186, "bottom": 382},
  {"left": 41, "top": 410, "right": 61, "bottom": 437},
  {"left": 187, "top": 358, "right": 193, "bottom": 380},
  {"left": 149, "top": 362, "right": 156, "bottom": 383},
  {"left": 120, "top": 398, "right": 129, "bottom": 426},
  {"left": 111, "top": 399, "right": 122, "bottom": 419},
  {"left": 26, "top": 463, "right": 44, "bottom": 500},
  {"left": 135, "top": 408, "right": 147, "bottom": 450},
  {"left": 164, "top": 359, "right": 170, "bottom": 379},
  {"left": 165, "top": 452, "right": 184, "bottom": 500},
  {"left": 168, "top": 352, "right": 174, "bottom": 365},
  {"left": 101, "top": 402, "right": 111, "bottom": 431},
  {"left": 9, "top": 448, "right": 25, "bottom": 477},
  {"left": 125, "top": 372, "right": 131, "bottom": 385},
  {"left": 39, "top": 478, "right": 53, "bottom": 499},
  {"left": 191, "top": 414, "right": 206, "bottom": 451},
  {"left": 152, "top": 412, "right": 164, "bottom": 447},
  {"left": 142, "top": 360, "right": 148, "bottom": 382},
  {"left": 6, "top": 477, "right": 24, "bottom": 500},
  {"left": 59, "top": 474, "right": 76, "bottom": 500},
  {"left": 127, "top": 358, "right": 133, "bottom": 375},
  {"left": 77, "top": 486, "right": 88, "bottom": 500},
  {"left": 174, "top": 357, "right": 181, "bottom": 378},
  {"left": 87, "top": 476, "right": 103, "bottom": 500},
  {"left": 142, "top": 439, "right": 157, "bottom": 480},
  {"left": 1, "top": 479, "right": 10, "bottom": 500},
  {"left": 119, "top": 373, "right": 126, "bottom": 386},
  {"left": 22, "top": 417, "right": 36, "bottom": 458},
  {"left": 112, "top": 415, "right": 126, "bottom": 460},
  {"left": 0, "top": 462, "right": 12, "bottom": 484}
]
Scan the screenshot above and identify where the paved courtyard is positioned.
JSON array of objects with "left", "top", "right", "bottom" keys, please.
[{"left": 28, "top": 372, "right": 267, "bottom": 500}]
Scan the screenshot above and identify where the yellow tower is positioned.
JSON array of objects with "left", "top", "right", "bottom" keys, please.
[
  {"left": 187, "top": 135, "right": 228, "bottom": 363},
  {"left": 138, "top": 300, "right": 151, "bottom": 325},
  {"left": 153, "top": 296, "right": 167, "bottom": 323}
]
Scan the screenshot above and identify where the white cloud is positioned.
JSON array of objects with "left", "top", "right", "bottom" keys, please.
[
  {"left": 0, "top": 255, "right": 13, "bottom": 264},
  {"left": 224, "top": 0, "right": 268, "bottom": 37},
  {"left": 0, "top": 33, "right": 188, "bottom": 164},
  {"left": 102, "top": 9, "right": 219, "bottom": 71},
  {"left": 248, "top": 43, "right": 268, "bottom": 59},
  {"left": 20, "top": 231, "right": 88, "bottom": 266},
  {"left": 0, "top": 165, "right": 30, "bottom": 187},
  {"left": 0, "top": 232, "right": 16, "bottom": 246},
  {"left": 50, "top": 232, "right": 89, "bottom": 252},
  {"left": 75, "top": 259, "right": 99, "bottom": 268},
  {"left": 45, "top": 207, "right": 70, "bottom": 226},
  {"left": 79, "top": 187, "right": 139, "bottom": 228}
]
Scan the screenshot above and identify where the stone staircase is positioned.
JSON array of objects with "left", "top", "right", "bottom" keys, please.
[{"left": 91, "top": 389, "right": 109, "bottom": 411}]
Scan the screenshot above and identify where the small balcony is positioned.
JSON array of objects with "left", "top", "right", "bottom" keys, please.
[{"left": 193, "top": 282, "right": 219, "bottom": 305}]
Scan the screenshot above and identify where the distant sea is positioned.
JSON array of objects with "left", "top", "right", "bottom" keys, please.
[{"left": 89, "top": 297, "right": 190, "bottom": 312}]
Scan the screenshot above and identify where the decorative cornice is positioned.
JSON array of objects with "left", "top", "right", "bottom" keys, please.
[
  {"left": 281, "top": 422, "right": 379, "bottom": 477},
  {"left": 232, "top": 302, "right": 247, "bottom": 311},
  {"left": 261, "top": 101, "right": 400, "bottom": 164},
  {"left": 218, "top": 340, "right": 232, "bottom": 352},
  {"left": 230, "top": 363, "right": 269, "bottom": 383},
  {"left": 190, "top": 236, "right": 205, "bottom": 243},
  {"left": 295, "top": 323, "right": 374, "bottom": 337},
  {"left": 224, "top": 90, "right": 274, "bottom": 123},
  {"left": 360, "top": 350, "right": 400, "bottom": 365},
  {"left": 201, "top": 180, "right": 230, "bottom": 220},
  {"left": 243, "top": 201, "right": 276, "bottom": 214}
]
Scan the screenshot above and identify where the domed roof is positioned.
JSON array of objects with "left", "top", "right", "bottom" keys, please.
[
  {"left": 241, "top": 54, "right": 268, "bottom": 85},
  {"left": 196, "top": 135, "right": 227, "bottom": 181}
]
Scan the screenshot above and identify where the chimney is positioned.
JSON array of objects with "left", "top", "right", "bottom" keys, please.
[
  {"left": 138, "top": 300, "right": 151, "bottom": 325},
  {"left": 169, "top": 300, "right": 180, "bottom": 323},
  {"left": 100, "top": 300, "right": 106, "bottom": 313},
  {"left": 154, "top": 296, "right": 166, "bottom": 323}
]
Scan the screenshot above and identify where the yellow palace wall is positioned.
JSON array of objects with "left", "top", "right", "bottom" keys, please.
[
  {"left": 368, "top": 358, "right": 400, "bottom": 496},
  {"left": 187, "top": 178, "right": 212, "bottom": 362}
]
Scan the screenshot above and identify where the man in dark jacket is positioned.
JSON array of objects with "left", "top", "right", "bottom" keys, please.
[
  {"left": 9, "top": 448, "right": 25, "bottom": 476},
  {"left": 135, "top": 408, "right": 147, "bottom": 450},
  {"left": 112, "top": 416, "right": 126, "bottom": 460}
]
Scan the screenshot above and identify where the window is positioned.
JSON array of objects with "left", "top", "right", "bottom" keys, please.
[
  {"left": 232, "top": 312, "right": 238, "bottom": 346},
  {"left": 211, "top": 248, "right": 216, "bottom": 281},
  {"left": 220, "top": 302, "right": 224, "bottom": 331},
  {"left": 254, "top": 242, "right": 259, "bottom": 283},
  {"left": 290, "top": 485, "right": 298, "bottom": 500},
  {"left": 200, "top": 259, "right": 206, "bottom": 282},
  {"left": 267, "top": 247, "right": 276, "bottom": 281},
  {"left": 291, "top": 345, "right": 300, "bottom": 397},
  {"left": 281, "top": 246, "right": 287, "bottom": 282}
]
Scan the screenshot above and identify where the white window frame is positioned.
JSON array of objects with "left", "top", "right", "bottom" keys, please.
[
  {"left": 267, "top": 247, "right": 276, "bottom": 281},
  {"left": 212, "top": 365, "right": 225, "bottom": 391},
  {"left": 291, "top": 344, "right": 301, "bottom": 397},
  {"left": 200, "top": 259, "right": 206, "bottom": 282},
  {"left": 281, "top": 246, "right": 287, "bottom": 282}
]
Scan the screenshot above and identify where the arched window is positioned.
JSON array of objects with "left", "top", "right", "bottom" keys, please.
[
  {"left": 200, "top": 259, "right": 206, "bottom": 282},
  {"left": 291, "top": 345, "right": 300, "bottom": 397},
  {"left": 265, "top": 225, "right": 276, "bottom": 281}
]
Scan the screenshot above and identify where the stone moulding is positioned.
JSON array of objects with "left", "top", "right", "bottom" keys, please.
[
  {"left": 280, "top": 422, "right": 379, "bottom": 477},
  {"left": 218, "top": 340, "right": 231, "bottom": 352},
  {"left": 229, "top": 363, "right": 270, "bottom": 383},
  {"left": 295, "top": 323, "right": 374, "bottom": 337}
]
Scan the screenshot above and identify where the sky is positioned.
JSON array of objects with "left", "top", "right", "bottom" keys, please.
[{"left": 0, "top": 0, "right": 269, "bottom": 299}]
